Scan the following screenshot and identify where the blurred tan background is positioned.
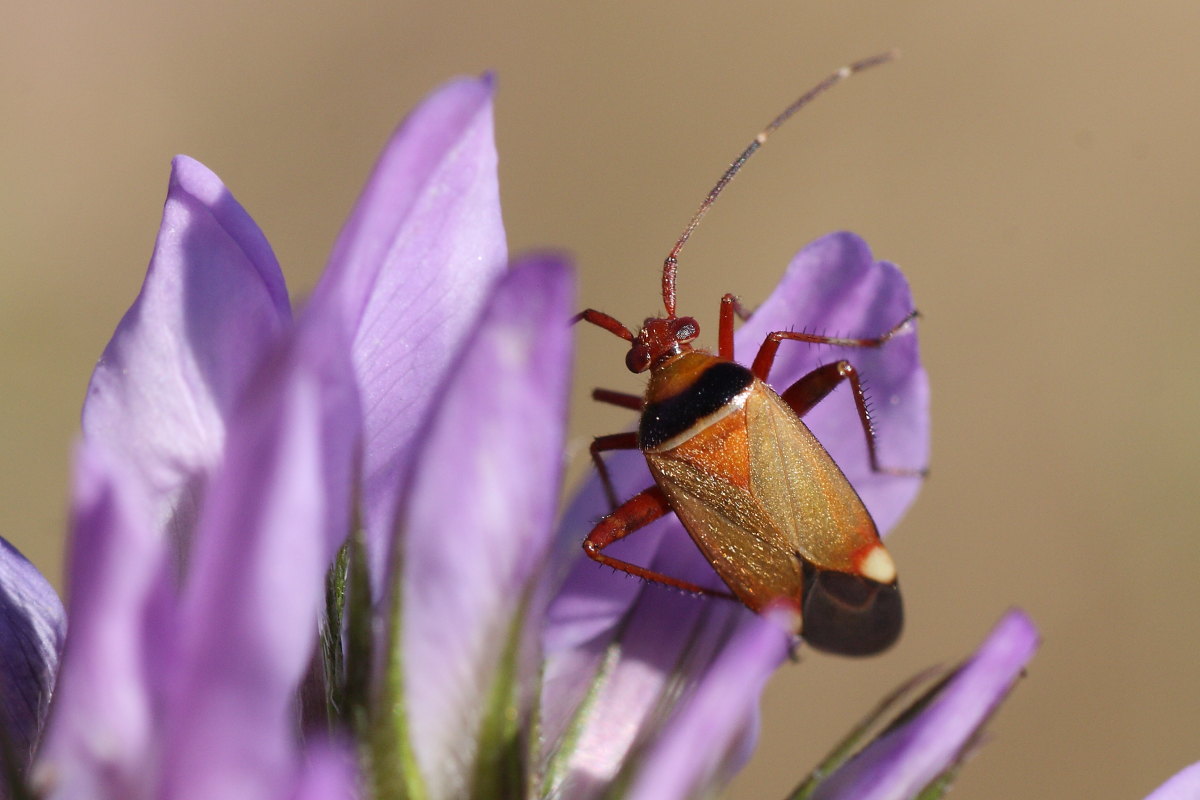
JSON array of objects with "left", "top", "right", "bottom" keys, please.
[{"left": 3, "top": 2, "right": 1198, "bottom": 798}]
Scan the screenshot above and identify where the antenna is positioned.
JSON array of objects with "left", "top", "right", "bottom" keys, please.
[{"left": 660, "top": 51, "right": 898, "bottom": 318}]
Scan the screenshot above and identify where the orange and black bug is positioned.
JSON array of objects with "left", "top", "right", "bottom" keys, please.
[{"left": 575, "top": 52, "right": 924, "bottom": 656}]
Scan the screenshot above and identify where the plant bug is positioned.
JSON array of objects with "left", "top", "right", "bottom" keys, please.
[{"left": 574, "top": 52, "right": 923, "bottom": 656}]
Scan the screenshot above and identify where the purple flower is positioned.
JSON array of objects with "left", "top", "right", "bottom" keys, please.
[
  {"left": 0, "top": 71, "right": 1075, "bottom": 800},
  {"left": 32, "top": 75, "right": 523, "bottom": 799}
]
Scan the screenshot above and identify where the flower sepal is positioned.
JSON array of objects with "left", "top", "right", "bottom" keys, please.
[
  {"left": 791, "top": 609, "right": 1039, "bottom": 800},
  {"left": 788, "top": 665, "right": 951, "bottom": 800}
]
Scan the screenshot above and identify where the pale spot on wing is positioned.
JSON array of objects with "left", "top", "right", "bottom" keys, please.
[{"left": 858, "top": 545, "right": 896, "bottom": 584}]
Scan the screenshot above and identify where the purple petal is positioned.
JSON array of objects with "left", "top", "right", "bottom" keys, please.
[
  {"left": 400, "top": 256, "right": 573, "bottom": 799},
  {"left": 309, "top": 75, "right": 508, "bottom": 591},
  {"left": 625, "top": 609, "right": 792, "bottom": 800},
  {"left": 157, "top": 315, "right": 361, "bottom": 800},
  {"left": 1142, "top": 762, "right": 1200, "bottom": 800},
  {"left": 541, "top": 500, "right": 739, "bottom": 796},
  {"left": 541, "top": 232, "right": 927, "bottom": 776},
  {"left": 283, "top": 741, "right": 360, "bottom": 800},
  {"left": 733, "top": 231, "right": 927, "bottom": 535},
  {"left": 0, "top": 538, "right": 64, "bottom": 774},
  {"left": 540, "top": 588, "right": 759, "bottom": 798},
  {"left": 1145, "top": 763, "right": 1200, "bottom": 800},
  {"left": 34, "top": 442, "right": 172, "bottom": 799},
  {"left": 82, "top": 155, "right": 291, "bottom": 542},
  {"left": 811, "top": 609, "right": 1039, "bottom": 800}
]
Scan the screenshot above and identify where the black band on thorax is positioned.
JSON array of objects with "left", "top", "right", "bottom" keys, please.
[{"left": 639, "top": 361, "right": 753, "bottom": 448}]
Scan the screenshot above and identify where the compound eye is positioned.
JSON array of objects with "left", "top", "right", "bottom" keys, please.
[
  {"left": 672, "top": 317, "right": 699, "bottom": 342},
  {"left": 625, "top": 344, "right": 652, "bottom": 373}
]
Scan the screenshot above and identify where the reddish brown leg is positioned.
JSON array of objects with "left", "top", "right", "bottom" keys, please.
[
  {"left": 717, "top": 293, "right": 752, "bottom": 360},
  {"left": 750, "top": 310, "right": 919, "bottom": 380},
  {"left": 584, "top": 487, "right": 735, "bottom": 599},
  {"left": 779, "top": 360, "right": 926, "bottom": 478},
  {"left": 590, "top": 432, "right": 640, "bottom": 510},
  {"left": 589, "top": 389, "right": 645, "bottom": 508},
  {"left": 592, "top": 388, "right": 642, "bottom": 411}
]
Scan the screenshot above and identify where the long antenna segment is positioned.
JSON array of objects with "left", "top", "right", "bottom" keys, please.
[{"left": 660, "top": 50, "right": 898, "bottom": 318}]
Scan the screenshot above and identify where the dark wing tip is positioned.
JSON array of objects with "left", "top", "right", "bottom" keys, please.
[{"left": 799, "top": 563, "right": 903, "bottom": 657}]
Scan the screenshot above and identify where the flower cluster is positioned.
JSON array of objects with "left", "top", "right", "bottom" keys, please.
[{"left": 0, "top": 73, "right": 1190, "bottom": 800}]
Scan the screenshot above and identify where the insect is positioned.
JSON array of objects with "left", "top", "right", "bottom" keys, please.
[{"left": 574, "top": 52, "right": 923, "bottom": 656}]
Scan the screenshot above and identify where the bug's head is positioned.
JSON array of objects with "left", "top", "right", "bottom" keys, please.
[
  {"left": 572, "top": 308, "right": 699, "bottom": 374},
  {"left": 625, "top": 315, "right": 700, "bottom": 373}
]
